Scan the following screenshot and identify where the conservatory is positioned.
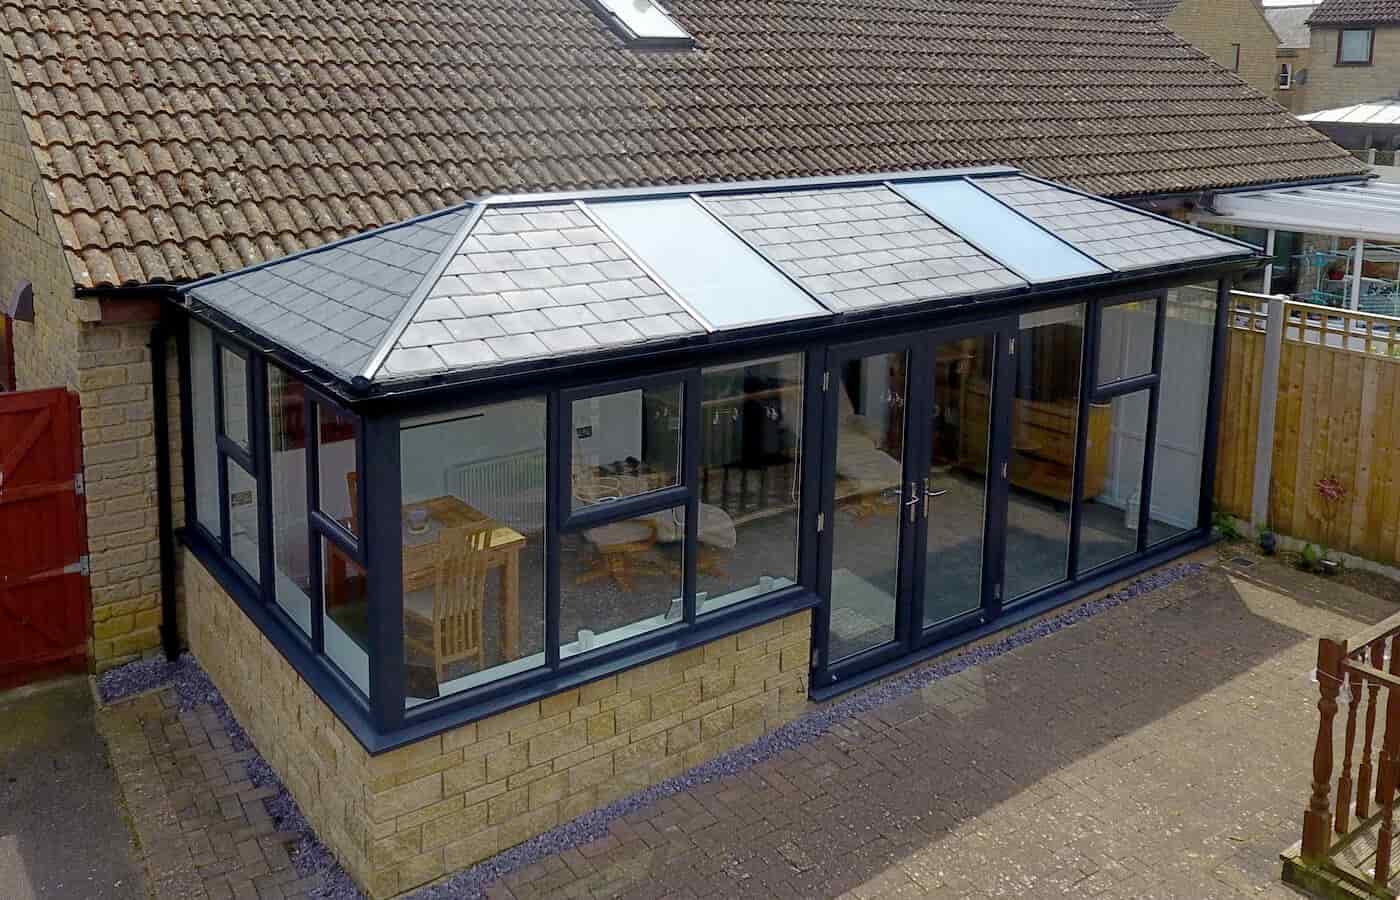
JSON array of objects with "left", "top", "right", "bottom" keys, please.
[
  {"left": 177, "top": 167, "right": 1256, "bottom": 752},
  {"left": 1194, "top": 178, "right": 1400, "bottom": 317}
]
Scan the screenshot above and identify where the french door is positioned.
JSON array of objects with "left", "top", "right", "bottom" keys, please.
[{"left": 813, "top": 319, "right": 1014, "bottom": 686}]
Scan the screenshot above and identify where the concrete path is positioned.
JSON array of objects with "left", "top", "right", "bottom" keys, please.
[
  {"left": 0, "top": 676, "right": 143, "bottom": 899},
  {"left": 97, "top": 553, "right": 1399, "bottom": 899}
]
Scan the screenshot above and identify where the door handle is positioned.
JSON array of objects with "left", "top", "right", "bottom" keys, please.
[
  {"left": 922, "top": 478, "right": 947, "bottom": 518},
  {"left": 904, "top": 481, "right": 920, "bottom": 522}
]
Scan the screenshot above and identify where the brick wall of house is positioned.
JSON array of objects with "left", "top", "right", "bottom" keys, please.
[
  {"left": 0, "top": 40, "right": 81, "bottom": 392},
  {"left": 1164, "top": 0, "right": 1283, "bottom": 102},
  {"left": 185, "top": 552, "right": 812, "bottom": 899},
  {"left": 1303, "top": 27, "right": 1400, "bottom": 114},
  {"left": 80, "top": 319, "right": 185, "bottom": 669},
  {"left": 1274, "top": 47, "right": 1310, "bottom": 113}
]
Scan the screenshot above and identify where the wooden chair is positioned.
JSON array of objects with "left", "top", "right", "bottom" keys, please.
[{"left": 405, "top": 526, "right": 491, "bottom": 682}]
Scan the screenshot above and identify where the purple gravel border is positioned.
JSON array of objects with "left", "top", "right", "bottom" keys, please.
[{"left": 96, "top": 561, "right": 1204, "bottom": 900}]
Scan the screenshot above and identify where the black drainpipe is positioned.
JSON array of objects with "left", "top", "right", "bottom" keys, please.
[{"left": 149, "top": 310, "right": 180, "bottom": 661}]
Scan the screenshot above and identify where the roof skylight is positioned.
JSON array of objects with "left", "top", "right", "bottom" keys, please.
[{"left": 590, "top": 0, "right": 694, "bottom": 47}]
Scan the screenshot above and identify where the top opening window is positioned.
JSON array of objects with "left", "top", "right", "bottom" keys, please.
[
  {"left": 1339, "top": 29, "right": 1374, "bottom": 65},
  {"left": 590, "top": 0, "right": 695, "bottom": 48}
]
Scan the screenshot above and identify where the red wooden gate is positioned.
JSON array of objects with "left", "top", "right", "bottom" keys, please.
[{"left": 0, "top": 388, "right": 87, "bottom": 687}]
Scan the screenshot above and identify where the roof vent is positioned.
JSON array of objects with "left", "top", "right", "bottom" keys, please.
[{"left": 589, "top": 0, "right": 695, "bottom": 48}]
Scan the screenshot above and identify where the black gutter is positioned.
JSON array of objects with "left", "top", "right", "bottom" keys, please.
[{"left": 149, "top": 309, "right": 180, "bottom": 661}]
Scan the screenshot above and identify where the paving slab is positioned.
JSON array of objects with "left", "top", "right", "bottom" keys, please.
[{"left": 0, "top": 676, "right": 143, "bottom": 899}]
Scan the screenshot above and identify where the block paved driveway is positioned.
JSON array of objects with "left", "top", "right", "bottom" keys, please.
[{"left": 100, "top": 553, "right": 1397, "bottom": 899}]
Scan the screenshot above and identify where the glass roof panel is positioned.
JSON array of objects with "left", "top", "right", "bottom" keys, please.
[
  {"left": 595, "top": 0, "right": 691, "bottom": 41},
  {"left": 895, "top": 179, "right": 1107, "bottom": 283},
  {"left": 586, "top": 196, "right": 831, "bottom": 329}
]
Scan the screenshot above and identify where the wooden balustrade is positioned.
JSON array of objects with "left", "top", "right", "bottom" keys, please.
[{"left": 1300, "top": 611, "right": 1400, "bottom": 894}]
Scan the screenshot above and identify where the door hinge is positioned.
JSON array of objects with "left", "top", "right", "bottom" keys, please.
[
  {"left": 66, "top": 555, "right": 90, "bottom": 577},
  {"left": 811, "top": 647, "right": 820, "bottom": 669},
  {"left": 1009, "top": 337, "right": 1016, "bottom": 356},
  {"left": 816, "top": 512, "right": 825, "bottom": 533},
  {"left": 1001, "top": 461, "right": 1008, "bottom": 479},
  {"left": 994, "top": 582, "right": 1003, "bottom": 602},
  {"left": 74, "top": 473, "right": 84, "bottom": 496},
  {"left": 822, "top": 370, "right": 830, "bottom": 392}
]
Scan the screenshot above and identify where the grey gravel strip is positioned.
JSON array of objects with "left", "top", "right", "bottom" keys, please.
[{"left": 93, "top": 561, "right": 1204, "bottom": 900}]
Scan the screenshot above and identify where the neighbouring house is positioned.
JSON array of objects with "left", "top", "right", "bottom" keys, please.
[
  {"left": 0, "top": 0, "right": 1374, "bottom": 895},
  {"left": 1265, "top": 2, "right": 1319, "bottom": 110},
  {"left": 1128, "top": 0, "right": 1286, "bottom": 100},
  {"left": 1298, "top": 96, "right": 1400, "bottom": 151},
  {"left": 1299, "top": 0, "right": 1400, "bottom": 113}
]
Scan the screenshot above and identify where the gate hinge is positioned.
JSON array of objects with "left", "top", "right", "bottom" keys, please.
[
  {"left": 1001, "top": 461, "right": 1008, "bottom": 478},
  {"left": 816, "top": 512, "right": 825, "bottom": 533},
  {"left": 65, "top": 556, "right": 90, "bottom": 577},
  {"left": 74, "top": 473, "right": 84, "bottom": 496},
  {"left": 822, "top": 371, "right": 829, "bottom": 392},
  {"left": 1009, "top": 337, "right": 1016, "bottom": 356}
]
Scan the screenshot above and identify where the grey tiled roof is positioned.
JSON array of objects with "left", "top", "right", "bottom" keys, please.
[
  {"left": 186, "top": 209, "right": 472, "bottom": 379},
  {"left": 184, "top": 167, "right": 1256, "bottom": 387},
  {"left": 975, "top": 177, "right": 1246, "bottom": 271},
  {"left": 380, "top": 204, "right": 702, "bottom": 379},
  {"left": 701, "top": 187, "right": 1027, "bottom": 311}
]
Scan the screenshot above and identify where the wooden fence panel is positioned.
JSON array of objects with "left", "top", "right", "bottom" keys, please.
[{"left": 1219, "top": 299, "right": 1400, "bottom": 567}]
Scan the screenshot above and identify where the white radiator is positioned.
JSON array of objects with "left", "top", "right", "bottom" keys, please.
[{"left": 444, "top": 450, "right": 547, "bottom": 532}]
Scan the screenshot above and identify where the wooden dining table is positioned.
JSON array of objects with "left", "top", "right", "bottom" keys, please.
[{"left": 327, "top": 496, "right": 528, "bottom": 660}]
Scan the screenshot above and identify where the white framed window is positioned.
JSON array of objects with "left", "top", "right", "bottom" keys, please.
[{"left": 1279, "top": 63, "right": 1293, "bottom": 89}]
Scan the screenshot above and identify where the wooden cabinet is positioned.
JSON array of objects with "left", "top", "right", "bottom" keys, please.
[{"left": 959, "top": 378, "right": 1109, "bottom": 503}]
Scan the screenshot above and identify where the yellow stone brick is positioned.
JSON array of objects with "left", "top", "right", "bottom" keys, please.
[
  {"left": 395, "top": 794, "right": 465, "bottom": 833},
  {"left": 613, "top": 732, "right": 667, "bottom": 771},
  {"left": 485, "top": 741, "right": 530, "bottom": 782},
  {"left": 366, "top": 736, "right": 444, "bottom": 781},
  {"left": 701, "top": 707, "right": 732, "bottom": 740},
  {"left": 506, "top": 761, "right": 554, "bottom": 790},
  {"left": 459, "top": 732, "right": 510, "bottom": 763},
  {"left": 442, "top": 723, "right": 477, "bottom": 752},
  {"left": 394, "top": 848, "right": 445, "bottom": 892},
  {"left": 368, "top": 868, "right": 399, "bottom": 899},
  {"left": 614, "top": 697, "right": 650, "bottom": 733},
  {"left": 629, "top": 711, "right": 683, "bottom": 743},
  {"left": 476, "top": 702, "right": 540, "bottom": 740},
  {"left": 579, "top": 675, "right": 618, "bottom": 705},
  {"left": 735, "top": 618, "right": 784, "bottom": 650},
  {"left": 443, "top": 826, "right": 499, "bottom": 871},
  {"left": 487, "top": 786, "right": 529, "bottom": 825},
  {"left": 732, "top": 693, "right": 768, "bottom": 727},
  {"left": 666, "top": 719, "right": 700, "bottom": 755},
  {"left": 421, "top": 801, "right": 489, "bottom": 851},
  {"left": 783, "top": 610, "right": 812, "bottom": 632},
  {"left": 700, "top": 667, "right": 735, "bottom": 700},
  {"left": 498, "top": 806, "right": 558, "bottom": 849},
  {"left": 539, "top": 688, "right": 580, "bottom": 719},
  {"left": 780, "top": 645, "right": 807, "bottom": 673},
  {"left": 443, "top": 758, "right": 486, "bottom": 796},
  {"left": 559, "top": 789, "right": 597, "bottom": 822},
  {"left": 567, "top": 754, "right": 613, "bottom": 793},
  {"left": 703, "top": 634, "right": 738, "bottom": 660},
  {"left": 527, "top": 770, "right": 571, "bottom": 809},
  {"left": 368, "top": 773, "right": 443, "bottom": 824},
  {"left": 370, "top": 828, "right": 422, "bottom": 869},
  {"left": 568, "top": 700, "right": 602, "bottom": 723},
  {"left": 454, "top": 778, "right": 509, "bottom": 810},
  {"left": 586, "top": 710, "right": 616, "bottom": 743},
  {"left": 650, "top": 680, "right": 701, "bottom": 721},
  {"left": 527, "top": 719, "right": 588, "bottom": 766},
  {"left": 93, "top": 614, "right": 134, "bottom": 640}
]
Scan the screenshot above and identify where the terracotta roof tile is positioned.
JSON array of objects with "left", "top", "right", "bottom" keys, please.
[{"left": 0, "top": 0, "right": 1363, "bottom": 288}]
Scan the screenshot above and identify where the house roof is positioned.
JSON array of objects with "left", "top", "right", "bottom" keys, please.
[
  {"left": 1211, "top": 180, "right": 1400, "bottom": 242},
  {"left": 1266, "top": 4, "right": 1319, "bottom": 47},
  {"left": 1, "top": 0, "right": 1360, "bottom": 292},
  {"left": 183, "top": 167, "right": 1255, "bottom": 387},
  {"left": 1126, "top": 0, "right": 1185, "bottom": 20},
  {"left": 1308, "top": 1, "right": 1400, "bottom": 24}
]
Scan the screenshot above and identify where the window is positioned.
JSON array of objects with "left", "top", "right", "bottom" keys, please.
[
  {"left": 1339, "top": 28, "right": 1374, "bottom": 64},
  {"left": 1231, "top": 43, "right": 1241, "bottom": 72},
  {"left": 190, "top": 322, "right": 221, "bottom": 539},
  {"left": 185, "top": 329, "right": 369, "bottom": 697},
  {"left": 269, "top": 368, "right": 312, "bottom": 635},
  {"left": 1097, "top": 298, "right": 1157, "bottom": 386},
  {"left": 399, "top": 398, "right": 548, "bottom": 705},
  {"left": 1078, "top": 390, "right": 1150, "bottom": 572},
  {"left": 697, "top": 355, "right": 803, "bottom": 612},
  {"left": 589, "top": 0, "right": 695, "bottom": 48},
  {"left": 570, "top": 383, "right": 683, "bottom": 511},
  {"left": 1147, "top": 286, "right": 1217, "bottom": 545},
  {"left": 1004, "top": 305, "right": 1085, "bottom": 601},
  {"left": 1279, "top": 63, "right": 1293, "bottom": 89}
]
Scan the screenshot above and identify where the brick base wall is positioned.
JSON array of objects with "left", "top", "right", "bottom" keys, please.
[{"left": 184, "top": 550, "right": 812, "bottom": 899}]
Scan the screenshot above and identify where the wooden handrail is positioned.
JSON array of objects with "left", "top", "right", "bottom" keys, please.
[
  {"left": 1347, "top": 610, "right": 1400, "bottom": 659},
  {"left": 1347, "top": 661, "right": 1400, "bottom": 691}
]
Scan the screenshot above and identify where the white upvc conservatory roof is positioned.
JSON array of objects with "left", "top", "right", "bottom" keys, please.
[
  {"left": 182, "top": 166, "right": 1254, "bottom": 386},
  {"left": 1300, "top": 99, "right": 1400, "bottom": 127},
  {"left": 1209, "top": 179, "right": 1400, "bottom": 242}
]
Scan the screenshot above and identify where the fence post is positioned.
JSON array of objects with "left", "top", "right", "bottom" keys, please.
[
  {"left": 1369, "top": 147, "right": 1379, "bottom": 165},
  {"left": 1251, "top": 295, "right": 1286, "bottom": 530},
  {"left": 1303, "top": 636, "right": 1347, "bottom": 860}
]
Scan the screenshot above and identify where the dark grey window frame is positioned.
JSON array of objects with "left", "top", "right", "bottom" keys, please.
[{"left": 1337, "top": 28, "right": 1375, "bottom": 65}]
